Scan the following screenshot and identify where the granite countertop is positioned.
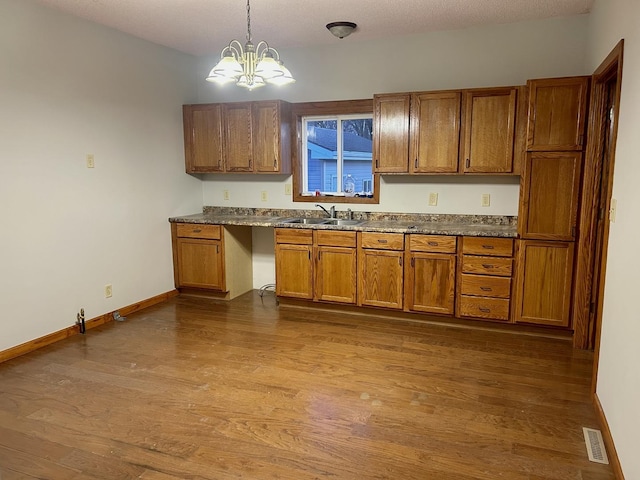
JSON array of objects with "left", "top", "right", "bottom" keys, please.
[{"left": 170, "top": 208, "right": 518, "bottom": 238}]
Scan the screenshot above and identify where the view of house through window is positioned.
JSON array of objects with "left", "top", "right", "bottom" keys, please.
[{"left": 302, "top": 114, "right": 374, "bottom": 197}]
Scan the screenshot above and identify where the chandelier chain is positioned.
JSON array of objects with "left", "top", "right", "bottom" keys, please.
[{"left": 246, "top": 0, "right": 251, "bottom": 43}]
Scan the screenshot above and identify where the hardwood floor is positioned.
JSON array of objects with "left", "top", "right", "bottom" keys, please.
[{"left": 0, "top": 291, "right": 614, "bottom": 479}]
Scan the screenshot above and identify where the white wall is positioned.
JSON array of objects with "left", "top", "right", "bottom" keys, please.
[
  {"left": 196, "top": 14, "right": 590, "bottom": 287},
  {"left": 0, "top": 0, "right": 202, "bottom": 351},
  {"left": 588, "top": 1, "right": 640, "bottom": 478}
]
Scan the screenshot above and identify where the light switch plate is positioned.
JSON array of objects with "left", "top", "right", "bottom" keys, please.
[
  {"left": 86, "top": 154, "right": 95, "bottom": 168},
  {"left": 223, "top": 189, "right": 230, "bottom": 201},
  {"left": 481, "top": 193, "right": 491, "bottom": 207},
  {"left": 284, "top": 184, "right": 292, "bottom": 195},
  {"left": 261, "top": 191, "right": 268, "bottom": 202},
  {"left": 428, "top": 193, "right": 438, "bottom": 206}
]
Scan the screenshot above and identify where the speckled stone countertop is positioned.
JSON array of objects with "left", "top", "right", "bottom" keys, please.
[{"left": 169, "top": 207, "right": 518, "bottom": 238}]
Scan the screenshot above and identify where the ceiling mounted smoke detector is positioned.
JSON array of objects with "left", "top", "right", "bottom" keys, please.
[{"left": 326, "top": 22, "right": 357, "bottom": 39}]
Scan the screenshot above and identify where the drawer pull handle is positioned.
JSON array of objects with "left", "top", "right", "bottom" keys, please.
[
  {"left": 482, "top": 245, "right": 494, "bottom": 249},
  {"left": 482, "top": 264, "right": 494, "bottom": 269},
  {"left": 480, "top": 287, "right": 492, "bottom": 292},
  {"left": 427, "top": 241, "right": 439, "bottom": 246},
  {"left": 479, "top": 307, "right": 491, "bottom": 313},
  {"left": 193, "top": 229, "right": 202, "bottom": 233},
  {"left": 378, "top": 239, "right": 388, "bottom": 244}
]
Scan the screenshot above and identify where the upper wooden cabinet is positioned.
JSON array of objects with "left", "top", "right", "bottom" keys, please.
[
  {"left": 460, "top": 87, "right": 518, "bottom": 174},
  {"left": 374, "top": 86, "right": 522, "bottom": 175},
  {"left": 373, "top": 94, "right": 411, "bottom": 173},
  {"left": 252, "top": 101, "right": 291, "bottom": 173},
  {"left": 410, "top": 92, "right": 461, "bottom": 173},
  {"left": 526, "top": 77, "right": 590, "bottom": 152},
  {"left": 183, "top": 100, "right": 291, "bottom": 174},
  {"left": 183, "top": 104, "right": 224, "bottom": 173},
  {"left": 519, "top": 152, "right": 582, "bottom": 240},
  {"left": 224, "top": 103, "right": 253, "bottom": 172}
]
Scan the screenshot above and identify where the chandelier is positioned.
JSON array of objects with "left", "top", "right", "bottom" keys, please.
[{"left": 206, "top": 0, "right": 295, "bottom": 90}]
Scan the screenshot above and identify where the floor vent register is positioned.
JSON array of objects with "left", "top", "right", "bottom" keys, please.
[{"left": 582, "top": 427, "right": 609, "bottom": 464}]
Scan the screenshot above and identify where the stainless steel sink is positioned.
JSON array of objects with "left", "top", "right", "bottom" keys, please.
[
  {"left": 322, "top": 219, "right": 363, "bottom": 226},
  {"left": 281, "top": 217, "right": 329, "bottom": 224},
  {"left": 280, "top": 217, "right": 363, "bottom": 226}
]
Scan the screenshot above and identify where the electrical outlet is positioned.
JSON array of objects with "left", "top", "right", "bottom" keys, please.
[
  {"left": 284, "top": 184, "right": 292, "bottom": 195},
  {"left": 105, "top": 284, "right": 112, "bottom": 298},
  {"left": 610, "top": 198, "right": 617, "bottom": 222},
  {"left": 86, "top": 154, "right": 95, "bottom": 168},
  {"left": 223, "top": 189, "right": 230, "bottom": 201},
  {"left": 481, "top": 193, "right": 491, "bottom": 207},
  {"left": 261, "top": 191, "right": 268, "bottom": 202},
  {"left": 428, "top": 192, "right": 438, "bottom": 206}
]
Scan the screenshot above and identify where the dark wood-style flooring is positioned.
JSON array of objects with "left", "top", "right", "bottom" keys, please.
[{"left": 0, "top": 291, "right": 614, "bottom": 479}]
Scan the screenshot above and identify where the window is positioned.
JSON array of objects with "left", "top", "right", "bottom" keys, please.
[
  {"left": 302, "top": 115, "right": 374, "bottom": 197},
  {"left": 292, "top": 100, "right": 379, "bottom": 204}
]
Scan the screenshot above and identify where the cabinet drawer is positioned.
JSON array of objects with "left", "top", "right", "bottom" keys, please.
[
  {"left": 409, "top": 235, "right": 457, "bottom": 253},
  {"left": 461, "top": 274, "right": 511, "bottom": 298},
  {"left": 463, "top": 237, "right": 513, "bottom": 257},
  {"left": 360, "top": 232, "right": 404, "bottom": 250},
  {"left": 459, "top": 296, "right": 510, "bottom": 321},
  {"left": 275, "top": 228, "right": 313, "bottom": 245},
  {"left": 176, "top": 223, "right": 221, "bottom": 240},
  {"left": 462, "top": 256, "right": 512, "bottom": 276},
  {"left": 315, "top": 230, "right": 357, "bottom": 247}
]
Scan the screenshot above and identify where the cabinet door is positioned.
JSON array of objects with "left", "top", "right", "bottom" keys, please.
[
  {"left": 275, "top": 244, "right": 313, "bottom": 299},
  {"left": 315, "top": 246, "right": 357, "bottom": 304},
  {"left": 526, "top": 77, "right": 590, "bottom": 151},
  {"left": 176, "top": 238, "right": 224, "bottom": 290},
  {"left": 513, "top": 240, "right": 574, "bottom": 327},
  {"left": 224, "top": 103, "right": 253, "bottom": 172},
  {"left": 405, "top": 252, "right": 455, "bottom": 314},
  {"left": 373, "top": 94, "right": 410, "bottom": 173},
  {"left": 183, "top": 104, "right": 224, "bottom": 173},
  {"left": 358, "top": 249, "right": 404, "bottom": 309},
  {"left": 519, "top": 152, "right": 582, "bottom": 240},
  {"left": 410, "top": 91, "right": 460, "bottom": 173},
  {"left": 461, "top": 88, "right": 517, "bottom": 173},
  {"left": 252, "top": 101, "right": 286, "bottom": 173}
]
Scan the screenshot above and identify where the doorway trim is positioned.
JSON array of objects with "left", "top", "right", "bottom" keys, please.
[{"left": 572, "top": 40, "right": 624, "bottom": 355}]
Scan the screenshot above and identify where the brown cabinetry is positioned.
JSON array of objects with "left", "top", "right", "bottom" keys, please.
[
  {"left": 275, "top": 229, "right": 313, "bottom": 299},
  {"left": 457, "top": 237, "right": 514, "bottom": 322},
  {"left": 183, "top": 100, "right": 291, "bottom": 174},
  {"left": 410, "top": 92, "right": 461, "bottom": 173},
  {"left": 374, "top": 86, "right": 522, "bottom": 175},
  {"left": 314, "top": 230, "right": 357, "bottom": 304},
  {"left": 358, "top": 232, "right": 404, "bottom": 309},
  {"left": 513, "top": 240, "right": 574, "bottom": 327},
  {"left": 171, "top": 223, "right": 253, "bottom": 299},
  {"left": 460, "top": 87, "right": 518, "bottom": 173},
  {"left": 405, "top": 235, "right": 456, "bottom": 314},
  {"left": 526, "top": 77, "right": 590, "bottom": 151},
  {"left": 183, "top": 104, "right": 224, "bottom": 173},
  {"left": 373, "top": 94, "right": 411, "bottom": 173},
  {"left": 519, "top": 152, "right": 582, "bottom": 240}
]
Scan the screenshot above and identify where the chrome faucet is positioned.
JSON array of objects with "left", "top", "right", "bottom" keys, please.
[{"left": 315, "top": 204, "right": 336, "bottom": 218}]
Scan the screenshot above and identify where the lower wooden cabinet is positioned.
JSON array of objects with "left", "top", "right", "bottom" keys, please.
[
  {"left": 171, "top": 223, "right": 252, "bottom": 299},
  {"left": 314, "top": 231, "right": 357, "bottom": 304},
  {"left": 405, "top": 235, "right": 456, "bottom": 314},
  {"left": 513, "top": 240, "right": 575, "bottom": 327},
  {"left": 358, "top": 232, "right": 405, "bottom": 309},
  {"left": 457, "top": 237, "right": 514, "bottom": 322},
  {"left": 275, "top": 229, "right": 313, "bottom": 299}
]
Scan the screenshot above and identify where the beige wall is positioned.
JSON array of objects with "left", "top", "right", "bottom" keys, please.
[
  {"left": 588, "top": 0, "right": 640, "bottom": 478},
  {"left": 0, "top": 0, "right": 202, "bottom": 351}
]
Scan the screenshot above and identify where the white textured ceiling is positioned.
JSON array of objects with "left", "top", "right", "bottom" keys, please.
[{"left": 34, "top": 0, "right": 594, "bottom": 56}]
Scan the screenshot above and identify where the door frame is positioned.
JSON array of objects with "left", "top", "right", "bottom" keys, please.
[{"left": 571, "top": 41, "right": 623, "bottom": 363}]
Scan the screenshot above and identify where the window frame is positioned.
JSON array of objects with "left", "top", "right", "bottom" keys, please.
[{"left": 292, "top": 99, "right": 380, "bottom": 204}]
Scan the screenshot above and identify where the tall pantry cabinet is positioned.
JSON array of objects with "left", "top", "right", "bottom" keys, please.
[{"left": 513, "top": 77, "right": 590, "bottom": 327}]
